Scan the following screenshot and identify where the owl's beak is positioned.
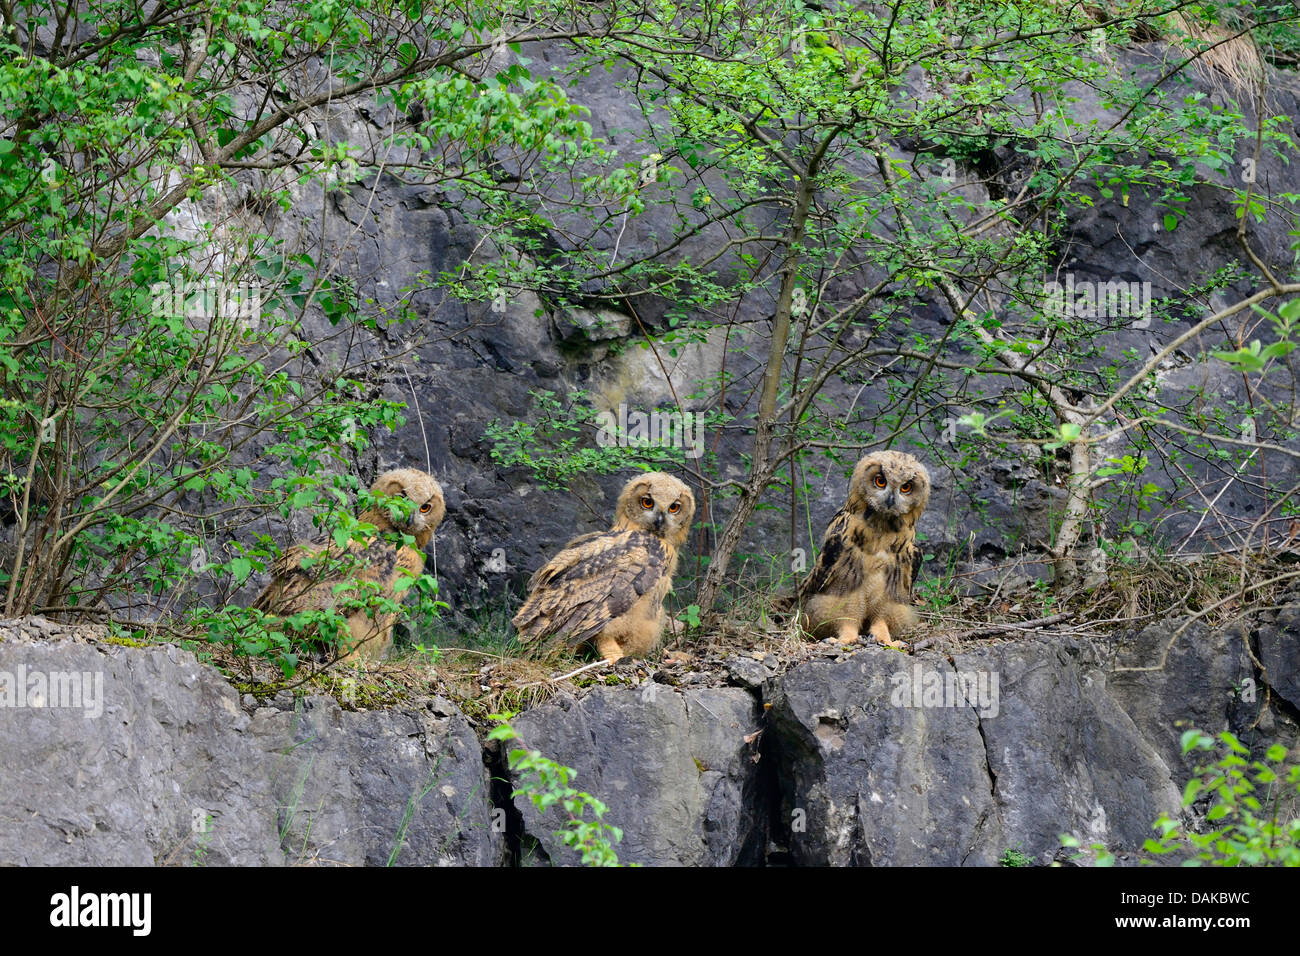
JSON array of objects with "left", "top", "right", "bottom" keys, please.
[
  {"left": 885, "top": 491, "right": 896, "bottom": 511},
  {"left": 654, "top": 511, "right": 665, "bottom": 532}
]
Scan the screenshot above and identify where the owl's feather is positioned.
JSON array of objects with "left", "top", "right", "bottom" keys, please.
[
  {"left": 789, "top": 451, "right": 930, "bottom": 648},
  {"left": 250, "top": 468, "right": 444, "bottom": 663},
  {"left": 513, "top": 472, "right": 693, "bottom": 662},
  {"left": 513, "top": 530, "right": 671, "bottom": 647}
]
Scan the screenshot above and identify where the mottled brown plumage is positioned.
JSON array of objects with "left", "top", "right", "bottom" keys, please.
[
  {"left": 251, "top": 468, "right": 445, "bottom": 662},
  {"left": 513, "top": 472, "right": 694, "bottom": 662},
  {"left": 791, "top": 451, "right": 929, "bottom": 649}
]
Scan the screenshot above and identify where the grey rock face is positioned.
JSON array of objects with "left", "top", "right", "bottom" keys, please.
[
  {"left": 2, "top": 608, "right": 1297, "bottom": 866},
  {"left": 1107, "top": 619, "right": 1262, "bottom": 776},
  {"left": 1107, "top": 603, "right": 1300, "bottom": 805},
  {"left": 505, "top": 683, "right": 765, "bottom": 866},
  {"left": 0, "top": 621, "right": 502, "bottom": 866},
  {"left": 1255, "top": 599, "right": 1300, "bottom": 714},
  {"left": 955, "top": 639, "right": 1181, "bottom": 864},
  {"left": 765, "top": 649, "right": 999, "bottom": 866},
  {"left": 765, "top": 641, "right": 1183, "bottom": 866},
  {"left": 252, "top": 696, "right": 501, "bottom": 867}
]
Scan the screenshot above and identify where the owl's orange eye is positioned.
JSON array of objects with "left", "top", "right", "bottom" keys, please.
[
  {"left": 668, "top": 501, "right": 681, "bottom": 514},
  {"left": 900, "top": 482, "right": 912, "bottom": 494},
  {"left": 420, "top": 502, "right": 432, "bottom": 514},
  {"left": 640, "top": 495, "right": 654, "bottom": 510},
  {"left": 874, "top": 474, "right": 887, "bottom": 488}
]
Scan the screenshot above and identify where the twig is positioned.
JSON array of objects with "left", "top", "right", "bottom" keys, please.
[
  {"left": 1175, "top": 449, "right": 1258, "bottom": 555},
  {"left": 551, "top": 659, "right": 611, "bottom": 682},
  {"left": 1113, "top": 568, "right": 1300, "bottom": 674},
  {"left": 911, "top": 613, "right": 1074, "bottom": 650}
]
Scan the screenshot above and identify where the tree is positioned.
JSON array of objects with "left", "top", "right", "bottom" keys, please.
[
  {"left": 0, "top": 0, "right": 621, "bottom": 667},
  {"left": 467, "top": 0, "right": 1300, "bottom": 612}
]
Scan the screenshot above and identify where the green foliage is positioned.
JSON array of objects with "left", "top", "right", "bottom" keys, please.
[
  {"left": 488, "top": 714, "right": 628, "bottom": 867},
  {"left": 1062, "top": 729, "right": 1300, "bottom": 867},
  {"left": 1211, "top": 299, "right": 1299, "bottom": 373},
  {"left": 679, "top": 603, "right": 703, "bottom": 630},
  {"left": 485, "top": 388, "right": 708, "bottom": 489},
  {"left": 1058, "top": 832, "right": 1116, "bottom": 867},
  {"left": 1145, "top": 730, "right": 1300, "bottom": 866},
  {"left": 0, "top": 0, "right": 605, "bottom": 652},
  {"left": 458, "top": 0, "right": 1300, "bottom": 598},
  {"left": 4, "top": 0, "right": 1299, "bottom": 650},
  {"left": 1000, "top": 847, "right": 1035, "bottom": 867}
]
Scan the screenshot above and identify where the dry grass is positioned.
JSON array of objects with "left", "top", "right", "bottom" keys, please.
[
  {"left": 1166, "top": 12, "right": 1265, "bottom": 101},
  {"left": 430, "top": 645, "right": 587, "bottom": 720},
  {"left": 906, "top": 548, "right": 1297, "bottom": 655}
]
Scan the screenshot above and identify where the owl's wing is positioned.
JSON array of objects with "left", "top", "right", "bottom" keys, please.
[
  {"left": 882, "top": 536, "right": 922, "bottom": 605},
  {"left": 251, "top": 542, "right": 327, "bottom": 616},
  {"left": 513, "top": 530, "right": 669, "bottom": 647},
  {"left": 523, "top": 531, "right": 606, "bottom": 592},
  {"left": 249, "top": 537, "right": 383, "bottom": 616},
  {"left": 794, "top": 509, "right": 864, "bottom": 601}
]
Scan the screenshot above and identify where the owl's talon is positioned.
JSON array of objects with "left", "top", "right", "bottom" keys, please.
[
  {"left": 834, "top": 622, "right": 860, "bottom": 645},
  {"left": 868, "top": 618, "right": 908, "bottom": 650}
]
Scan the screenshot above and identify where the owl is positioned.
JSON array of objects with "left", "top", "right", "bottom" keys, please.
[
  {"left": 791, "top": 451, "right": 930, "bottom": 649},
  {"left": 513, "top": 472, "right": 695, "bottom": 663},
  {"left": 251, "top": 468, "right": 445, "bottom": 663}
]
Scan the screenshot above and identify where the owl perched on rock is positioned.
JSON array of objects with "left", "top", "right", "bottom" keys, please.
[
  {"left": 791, "top": 451, "right": 929, "bottom": 649},
  {"left": 513, "top": 472, "right": 694, "bottom": 663},
  {"left": 251, "top": 468, "right": 445, "bottom": 663}
]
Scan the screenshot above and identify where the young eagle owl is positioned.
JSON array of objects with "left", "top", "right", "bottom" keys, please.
[
  {"left": 250, "top": 468, "right": 445, "bottom": 663},
  {"left": 513, "top": 472, "right": 694, "bottom": 663},
  {"left": 792, "top": 451, "right": 929, "bottom": 649}
]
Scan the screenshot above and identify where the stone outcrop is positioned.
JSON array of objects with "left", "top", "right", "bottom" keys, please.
[
  {"left": 4, "top": 606, "right": 1294, "bottom": 866},
  {"left": 0, "top": 619, "right": 502, "bottom": 866}
]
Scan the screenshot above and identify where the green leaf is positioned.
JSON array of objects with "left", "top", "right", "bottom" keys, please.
[
  {"left": 229, "top": 557, "right": 252, "bottom": 583},
  {"left": 1219, "top": 731, "right": 1249, "bottom": 754}
]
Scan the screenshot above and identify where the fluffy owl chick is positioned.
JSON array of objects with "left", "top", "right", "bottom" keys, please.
[
  {"left": 251, "top": 468, "right": 445, "bottom": 663},
  {"left": 793, "top": 451, "right": 930, "bottom": 649},
  {"left": 513, "top": 472, "right": 695, "bottom": 663}
]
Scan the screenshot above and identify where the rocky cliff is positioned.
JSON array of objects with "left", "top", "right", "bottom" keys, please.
[{"left": 3, "top": 604, "right": 1294, "bottom": 866}]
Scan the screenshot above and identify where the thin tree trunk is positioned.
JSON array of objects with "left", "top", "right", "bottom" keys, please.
[{"left": 696, "top": 178, "right": 815, "bottom": 612}]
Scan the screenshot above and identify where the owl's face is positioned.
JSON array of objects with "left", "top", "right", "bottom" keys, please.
[
  {"left": 847, "top": 452, "right": 930, "bottom": 520},
  {"left": 371, "top": 468, "right": 446, "bottom": 540},
  {"left": 615, "top": 472, "right": 695, "bottom": 547}
]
